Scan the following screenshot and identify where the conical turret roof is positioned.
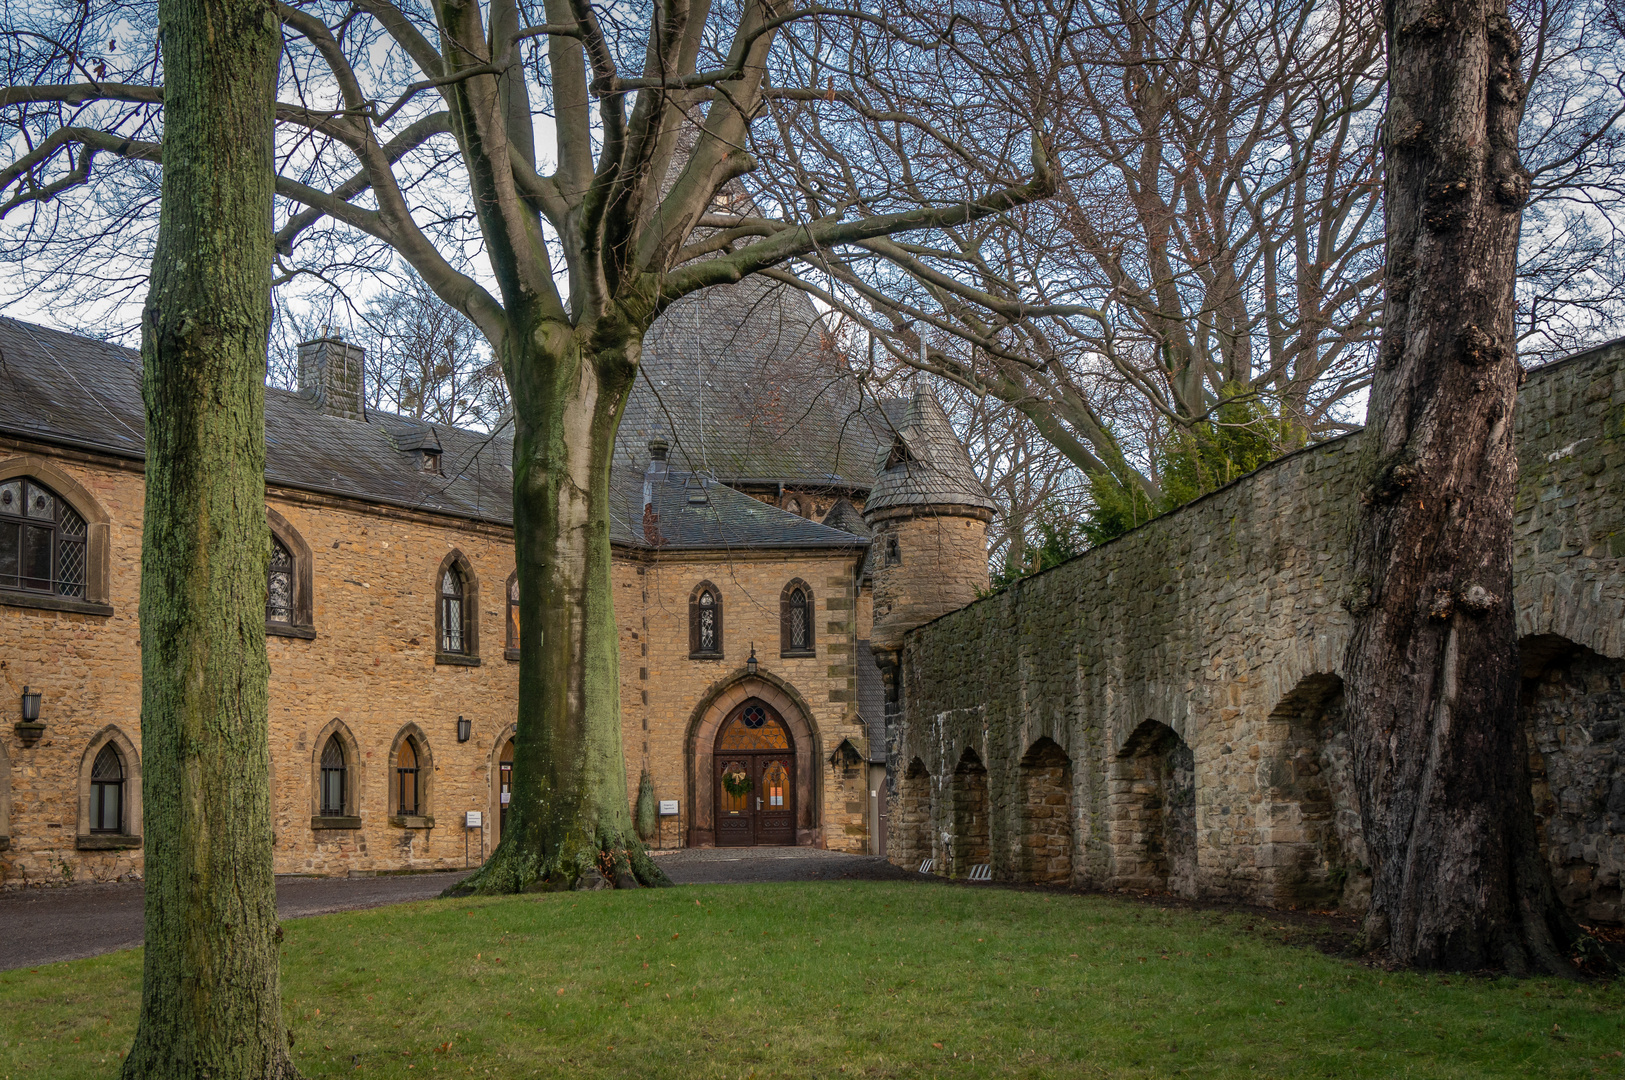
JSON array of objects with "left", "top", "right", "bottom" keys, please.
[{"left": 864, "top": 385, "right": 996, "bottom": 516}]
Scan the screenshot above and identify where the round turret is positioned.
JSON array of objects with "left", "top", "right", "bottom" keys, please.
[{"left": 863, "top": 386, "right": 995, "bottom": 651}]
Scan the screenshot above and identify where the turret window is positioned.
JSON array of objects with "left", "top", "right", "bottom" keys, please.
[{"left": 885, "top": 535, "right": 901, "bottom": 566}]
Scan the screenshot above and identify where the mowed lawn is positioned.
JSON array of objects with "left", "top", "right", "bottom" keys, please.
[{"left": 1, "top": 880, "right": 1622, "bottom": 1079}]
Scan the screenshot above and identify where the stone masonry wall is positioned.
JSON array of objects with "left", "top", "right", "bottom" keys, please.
[
  {"left": 0, "top": 444, "right": 869, "bottom": 885},
  {"left": 891, "top": 338, "right": 1625, "bottom": 922}
]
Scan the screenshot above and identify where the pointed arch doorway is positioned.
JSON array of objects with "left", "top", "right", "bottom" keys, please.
[{"left": 714, "top": 699, "right": 796, "bottom": 847}]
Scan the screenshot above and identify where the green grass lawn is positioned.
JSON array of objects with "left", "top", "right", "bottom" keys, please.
[{"left": 1, "top": 880, "right": 1621, "bottom": 1078}]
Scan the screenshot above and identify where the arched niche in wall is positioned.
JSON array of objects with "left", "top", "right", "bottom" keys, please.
[
  {"left": 1019, "top": 737, "right": 1073, "bottom": 885},
  {"left": 1109, "top": 720, "right": 1195, "bottom": 897}
]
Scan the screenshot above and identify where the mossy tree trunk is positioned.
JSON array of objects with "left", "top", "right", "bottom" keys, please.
[
  {"left": 457, "top": 317, "right": 665, "bottom": 891},
  {"left": 121, "top": 0, "right": 295, "bottom": 1071},
  {"left": 1342, "top": 0, "right": 1586, "bottom": 974}
]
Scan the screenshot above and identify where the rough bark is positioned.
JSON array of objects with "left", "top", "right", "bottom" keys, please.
[
  {"left": 1343, "top": 0, "right": 1584, "bottom": 974},
  {"left": 453, "top": 321, "right": 667, "bottom": 892},
  {"left": 121, "top": 0, "right": 297, "bottom": 1071}
]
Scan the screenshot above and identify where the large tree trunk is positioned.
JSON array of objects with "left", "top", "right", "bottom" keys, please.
[
  {"left": 122, "top": 0, "right": 295, "bottom": 1071},
  {"left": 456, "top": 319, "right": 667, "bottom": 891},
  {"left": 1342, "top": 0, "right": 1580, "bottom": 974}
]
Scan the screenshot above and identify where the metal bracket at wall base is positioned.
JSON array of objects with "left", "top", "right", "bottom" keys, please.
[
  {"left": 918, "top": 858, "right": 934, "bottom": 874},
  {"left": 968, "top": 864, "right": 992, "bottom": 882}
]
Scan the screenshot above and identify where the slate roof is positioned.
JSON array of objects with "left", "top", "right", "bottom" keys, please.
[
  {"left": 622, "top": 277, "right": 889, "bottom": 489},
  {"left": 865, "top": 385, "right": 998, "bottom": 515},
  {"left": 0, "top": 314, "right": 867, "bottom": 553}
]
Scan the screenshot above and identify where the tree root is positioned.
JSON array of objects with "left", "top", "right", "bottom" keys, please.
[{"left": 444, "top": 829, "right": 671, "bottom": 896}]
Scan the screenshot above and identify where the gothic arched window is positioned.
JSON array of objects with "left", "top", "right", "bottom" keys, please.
[
  {"left": 0, "top": 477, "right": 86, "bottom": 598},
  {"left": 320, "top": 736, "right": 347, "bottom": 818},
  {"left": 396, "top": 736, "right": 420, "bottom": 817},
  {"left": 440, "top": 566, "right": 466, "bottom": 654},
  {"left": 505, "top": 572, "right": 521, "bottom": 660},
  {"left": 89, "top": 744, "right": 124, "bottom": 833},
  {"left": 266, "top": 534, "right": 294, "bottom": 624},
  {"left": 780, "top": 580, "right": 815, "bottom": 657},
  {"left": 689, "top": 582, "right": 722, "bottom": 658}
]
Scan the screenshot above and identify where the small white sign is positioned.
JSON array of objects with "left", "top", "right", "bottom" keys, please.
[
  {"left": 659, "top": 800, "right": 679, "bottom": 816},
  {"left": 465, "top": 810, "right": 483, "bottom": 827}
]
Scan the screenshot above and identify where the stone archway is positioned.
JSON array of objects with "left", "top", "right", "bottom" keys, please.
[
  {"left": 1109, "top": 720, "right": 1195, "bottom": 897},
  {"left": 949, "top": 746, "right": 990, "bottom": 879},
  {"left": 686, "top": 674, "right": 822, "bottom": 847},
  {"left": 1019, "top": 738, "right": 1073, "bottom": 885}
]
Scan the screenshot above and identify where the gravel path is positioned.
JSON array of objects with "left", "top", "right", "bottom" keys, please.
[{"left": 0, "top": 871, "right": 469, "bottom": 972}]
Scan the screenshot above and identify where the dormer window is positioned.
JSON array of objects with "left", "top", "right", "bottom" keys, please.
[{"left": 418, "top": 448, "right": 443, "bottom": 475}]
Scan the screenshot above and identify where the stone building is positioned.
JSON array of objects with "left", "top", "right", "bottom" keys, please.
[
  {"left": 0, "top": 279, "right": 991, "bottom": 885},
  {"left": 882, "top": 337, "right": 1625, "bottom": 927}
]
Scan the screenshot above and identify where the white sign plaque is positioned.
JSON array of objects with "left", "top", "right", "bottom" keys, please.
[
  {"left": 465, "top": 810, "right": 483, "bottom": 827},
  {"left": 659, "top": 800, "right": 679, "bottom": 816}
]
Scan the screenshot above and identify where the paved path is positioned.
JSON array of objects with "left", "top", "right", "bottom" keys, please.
[
  {"left": 0, "top": 851, "right": 914, "bottom": 971},
  {"left": 0, "top": 871, "right": 469, "bottom": 972},
  {"left": 651, "top": 846, "right": 916, "bottom": 885}
]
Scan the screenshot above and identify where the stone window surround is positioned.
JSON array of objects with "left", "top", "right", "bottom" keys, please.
[
  {"left": 689, "top": 580, "right": 723, "bottom": 659},
  {"left": 76, "top": 725, "right": 142, "bottom": 850},
  {"left": 309, "top": 717, "right": 362, "bottom": 829},
  {"left": 0, "top": 456, "right": 113, "bottom": 617},
  {"left": 435, "top": 549, "right": 481, "bottom": 667},
  {"left": 266, "top": 506, "right": 316, "bottom": 640},
  {"left": 387, "top": 723, "right": 435, "bottom": 828},
  {"left": 779, "top": 578, "right": 816, "bottom": 658}
]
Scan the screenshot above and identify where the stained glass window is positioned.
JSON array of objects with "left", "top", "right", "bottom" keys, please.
[
  {"left": 764, "top": 761, "right": 788, "bottom": 808},
  {"left": 441, "top": 567, "right": 465, "bottom": 653},
  {"left": 506, "top": 573, "right": 520, "bottom": 651},
  {"left": 267, "top": 535, "right": 294, "bottom": 623},
  {"left": 698, "top": 589, "right": 716, "bottom": 652},
  {"left": 0, "top": 478, "right": 87, "bottom": 598},
  {"left": 90, "top": 743, "right": 123, "bottom": 833},
  {"left": 320, "top": 736, "right": 347, "bottom": 817}
]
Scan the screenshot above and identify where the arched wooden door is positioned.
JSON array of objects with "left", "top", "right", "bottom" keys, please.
[{"left": 714, "top": 700, "right": 796, "bottom": 846}]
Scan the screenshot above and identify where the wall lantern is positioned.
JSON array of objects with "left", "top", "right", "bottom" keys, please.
[
  {"left": 456, "top": 715, "right": 471, "bottom": 743},
  {"left": 16, "top": 685, "right": 44, "bottom": 747},
  {"left": 746, "top": 644, "right": 758, "bottom": 677}
]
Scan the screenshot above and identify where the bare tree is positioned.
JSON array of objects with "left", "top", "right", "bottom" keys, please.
[
  {"left": 2, "top": 0, "right": 1058, "bottom": 889},
  {"left": 1343, "top": 0, "right": 1588, "bottom": 974}
]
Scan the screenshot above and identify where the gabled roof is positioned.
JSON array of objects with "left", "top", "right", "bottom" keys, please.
[
  {"left": 864, "top": 386, "right": 997, "bottom": 515},
  {"left": 0, "top": 314, "right": 871, "bottom": 555}
]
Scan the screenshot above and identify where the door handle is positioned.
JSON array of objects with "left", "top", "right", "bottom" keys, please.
[{"left": 756, "top": 797, "right": 762, "bottom": 810}]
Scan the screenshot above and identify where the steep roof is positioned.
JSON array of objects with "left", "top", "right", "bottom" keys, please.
[
  {"left": 622, "top": 277, "right": 888, "bottom": 489},
  {"left": 864, "top": 386, "right": 997, "bottom": 515},
  {"left": 0, "top": 315, "right": 865, "bottom": 554}
]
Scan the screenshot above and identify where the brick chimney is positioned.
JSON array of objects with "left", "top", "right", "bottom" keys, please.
[{"left": 297, "top": 333, "right": 366, "bottom": 421}]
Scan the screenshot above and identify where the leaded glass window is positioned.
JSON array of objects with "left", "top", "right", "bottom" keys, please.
[
  {"left": 698, "top": 589, "right": 716, "bottom": 653},
  {"left": 267, "top": 535, "right": 294, "bottom": 623},
  {"left": 506, "top": 573, "right": 520, "bottom": 652},
  {"left": 789, "top": 587, "right": 809, "bottom": 651},
  {"left": 0, "top": 478, "right": 87, "bottom": 598},
  {"left": 396, "top": 737, "right": 420, "bottom": 816},
  {"left": 441, "top": 567, "right": 465, "bottom": 653},
  {"left": 90, "top": 743, "right": 124, "bottom": 833},
  {"left": 320, "top": 736, "right": 347, "bottom": 817}
]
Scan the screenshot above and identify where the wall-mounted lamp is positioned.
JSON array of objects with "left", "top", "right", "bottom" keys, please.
[
  {"left": 746, "top": 644, "right": 758, "bottom": 677},
  {"left": 456, "top": 715, "right": 471, "bottom": 743},
  {"left": 16, "top": 685, "right": 44, "bottom": 747}
]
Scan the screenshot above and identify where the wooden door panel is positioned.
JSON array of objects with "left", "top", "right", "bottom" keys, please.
[
  {"left": 755, "top": 756, "right": 795, "bottom": 845},
  {"left": 716, "top": 757, "right": 753, "bottom": 846}
]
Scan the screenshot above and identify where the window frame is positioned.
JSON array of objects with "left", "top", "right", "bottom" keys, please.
[
  {"left": 0, "top": 459, "right": 112, "bottom": 617},
  {"left": 265, "top": 507, "right": 315, "bottom": 639},
  {"left": 779, "top": 578, "right": 816, "bottom": 658},
  {"left": 504, "top": 570, "right": 521, "bottom": 661},
  {"left": 688, "top": 581, "right": 724, "bottom": 659},
  {"left": 89, "top": 743, "right": 124, "bottom": 833},
  {"left": 310, "top": 718, "right": 362, "bottom": 829},
  {"left": 76, "top": 726, "right": 141, "bottom": 849},
  {"left": 434, "top": 550, "right": 481, "bottom": 666},
  {"left": 389, "top": 724, "right": 435, "bottom": 828}
]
